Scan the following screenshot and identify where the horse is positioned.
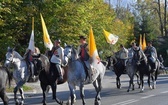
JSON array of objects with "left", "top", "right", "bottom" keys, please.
[
  {"left": 63, "top": 45, "right": 107, "bottom": 105},
  {"left": 133, "top": 48, "right": 160, "bottom": 92},
  {"left": 106, "top": 54, "right": 126, "bottom": 89},
  {"left": 0, "top": 66, "right": 12, "bottom": 105},
  {"left": 39, "top": 54, "right": 68, "bottom": 105},
  {"left": 126, "top": 48, "right": 140, "bottom": 92}
]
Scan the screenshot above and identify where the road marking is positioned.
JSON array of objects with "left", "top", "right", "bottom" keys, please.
[
  {"left": 111, "top": 99, "right": 139, "bottom": 105},
  {"left": 161, "top": 91, "right": 168, "bottom": 94},
  {"left": 141, "top": 95, "right": 155, "bottom": 99}
]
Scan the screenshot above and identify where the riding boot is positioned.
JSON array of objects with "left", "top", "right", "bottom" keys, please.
[
  {"left": 84, "top": 61, "right": 93, "bottom": 83},
  {"left": 56, "top": 64, "right": 63, "bottom": 81},
  {"left": 30, "top": 62, "right": 34, "bottom": 78},
  {"left": 153, "top": 62, "right": 157, "bottom": 71}
]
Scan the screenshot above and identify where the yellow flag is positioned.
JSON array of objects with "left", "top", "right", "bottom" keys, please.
[
  {"left": 28, "top": 17, "right": 35, "bottom": 52},
  {"left": 40, "top": 13, "right": 53, "bottom": 50},
  {"left": 142, "top": 34, "right": 147, "bottom": 50},
  {"left": 139, "top": 34, "right": 142, "bottom": 48},
  {"left": 88, "top": 28, "right": 100, "bottom": 65},
  {"left": 103, "top": 29, "right": 118, "bottom": 44}
]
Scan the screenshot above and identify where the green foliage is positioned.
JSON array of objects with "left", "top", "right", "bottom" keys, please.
[{"left": 0, "top": 0, "right": 134, "bottom": 61}]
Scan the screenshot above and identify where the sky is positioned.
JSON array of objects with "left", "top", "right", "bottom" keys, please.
[
  {"left": 105, "top": 0, "right": 137, "bottom": 8},
  {"left": 105, "top": 0, "right": 165, "bottom": 8}
]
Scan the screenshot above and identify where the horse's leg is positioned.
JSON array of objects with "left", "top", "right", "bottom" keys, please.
[
  {"left": 140, "top": 74, "right": 144, "bottom": 92},
  {"left": 19, "top": 88, "right": 25, "bottom": 105},
  {"left": 79, "top": 82, "right": 86, "bottom": 105},
  {"left": 127, "top": 75, "right": 131, "bottom": 92},
  {"left": 116, "top": 76, "right": 121, "bottom": 89},
  {"left": 135, "top": 73, "right": 140, "bottom": 88},
  {"left": 51, "top": 83, "right": 63, "bottom": 105},
  {"left": 132, "top": 75, "right": 135, "bottom": 91},
  {"left": 148, "top": 74, "right": 152, "bottom": 90},
  {"left": 0, "top": 91, "right": 9, "bottom": 105},
  {"left": 40, "top": 82, "right": 48, "bottom": 105},
  {"left": 68, "top": 84, "right": 75, "bottom": 105},
  {"left": 93, "top": 78, "right": 102, "bottom": 105},
  {"left": 14, "top": 80, "right": 26, "bottom": 105}
]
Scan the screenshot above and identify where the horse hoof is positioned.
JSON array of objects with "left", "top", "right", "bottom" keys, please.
[
  {"left": 94, "top": 100, "right": 101, "bottom": 105},
  {"left": 42, "top": 100, "right": 47, "bottom": 105},
  {"left": 152, "top": 85, "right": 156, "bottom": 89},
  {"left": 149, "top": 86, "right": 153, "bottom": 90},
  {"left": 60, "top": 100, "right": 64, "bottom": 105},
  {"left": 127, "top": 89, "right": 130, "bottom": 92},
  {"left": 140, "top": 90, "right": 144, "bottom": 93}
]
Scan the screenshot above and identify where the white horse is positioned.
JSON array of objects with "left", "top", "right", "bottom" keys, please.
[
  {"left": 4, "top": 47, "right": 30, "bottom": 105},
  {"left": 126, "top": 48, "right": 140, "bottom": 92},
  {"left": 63, "top": 45, "right": 107, "bottom": 105}
]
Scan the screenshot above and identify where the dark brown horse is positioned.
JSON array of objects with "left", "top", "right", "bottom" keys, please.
[{"left": 39, "top": 51, "right": 68, "bottom": 105}]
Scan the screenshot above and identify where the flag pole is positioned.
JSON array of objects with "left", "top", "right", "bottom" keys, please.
[{"left": 32, "top": 17, "right": 34, "bottom": 31}]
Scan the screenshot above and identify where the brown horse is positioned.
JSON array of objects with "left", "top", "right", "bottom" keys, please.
[{"left": 39, "top": 51, "right": 68, "bottom": 105}]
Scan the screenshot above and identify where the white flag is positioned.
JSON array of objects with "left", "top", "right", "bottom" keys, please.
[
  {"left": 40, "top": 13, "right": 53, "bottom": 50},
  {"left": 28, "top": 17, "right": 35, "bottom": 52},
  {"left": 103, "top": 29, "right": 118, "bottom": 45}
]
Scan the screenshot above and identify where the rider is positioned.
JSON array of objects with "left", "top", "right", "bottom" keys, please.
[
  {"left": 50, "top": 39, "right": 64, "bottom": 81},
  {"left": 128, "top": 42, "right": 138, "bottom": 58},
  {"left": 77, "top": 35, "right": 93, "bottom": 83},
  {"left": 144, "top": 41, "right": 158, "bottom": 71},
  {"left": 117, "top": 44, "right": 129, "bottom": 69},
  {"left": 23, "top": 49, "right": 35, "bottom": 78}
]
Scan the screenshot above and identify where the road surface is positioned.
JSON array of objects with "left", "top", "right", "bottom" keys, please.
[{"left": 1, "top": 70, "right": 168, "bottom": 105}]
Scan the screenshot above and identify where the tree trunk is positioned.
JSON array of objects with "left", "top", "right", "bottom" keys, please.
[
  {"left": 158, "top": 0, "right": 164, "bottom": 36},
  {"left": 164, "top": 0, "right": 167, "bottom": 36}
]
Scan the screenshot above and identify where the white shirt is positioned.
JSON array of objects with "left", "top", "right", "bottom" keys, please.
[{"left": 50, "top": 47, "right": 64, "bottom": 65}]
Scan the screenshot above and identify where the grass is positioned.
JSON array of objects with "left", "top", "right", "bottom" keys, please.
[{"left": 6, "top": 85, "right": 33, "bottom": 92}]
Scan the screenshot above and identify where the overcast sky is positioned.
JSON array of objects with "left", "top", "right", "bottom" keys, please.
[
  {"left": 105, "top": 0, "right": 137, "bottom": 8},
  {"left": 105, "top": 0, "right": 165, "bottom": 8}
]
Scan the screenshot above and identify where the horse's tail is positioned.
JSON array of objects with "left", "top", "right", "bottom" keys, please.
[{"left": 5, "top": 67, "right": 13, "bottom": 88}]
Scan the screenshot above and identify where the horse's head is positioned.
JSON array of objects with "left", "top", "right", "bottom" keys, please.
[
  {"left": 4, "top": 47, "right": 15, "bottom": 68},
  {"left": 133, "top": 47, "right": 147, "bottom": 65},
  {"left": 63, "top": 45, "right": 78, "bottom": 66}
]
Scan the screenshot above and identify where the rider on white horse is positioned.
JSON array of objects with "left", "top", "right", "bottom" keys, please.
[
  {"left": 50, "top": 39, "right": 64, "bottom": 81},
  {"left": 77, "top": 35, "right": 93, "bottom": 83}
]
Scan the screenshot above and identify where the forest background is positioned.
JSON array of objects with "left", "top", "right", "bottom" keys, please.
[{"left": 0, "top": 0, "right": 168, "bottom": 66}]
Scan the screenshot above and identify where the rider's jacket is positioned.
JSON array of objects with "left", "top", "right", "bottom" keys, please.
[
  {"left": 144, "top": 46, "right": 157, "bottom": 63},
  {"left": 77, "top": 43, "right": 90, "bottom": 61},
  {"left": 118, "top": 47, "right": 128, "bottom": 59},
  {"left": 50, "top": 46, "right": 64, "bottom": 65}
]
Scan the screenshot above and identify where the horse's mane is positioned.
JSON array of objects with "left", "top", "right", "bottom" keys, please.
[
  {"left": 134, "top": 48, "right": 148, "bottom": 63},
  {"left": 65, "top": 45, "right": 79, "bottom": 59},
  {"left": 13, "top": 51, "right": 23, "bottom": 60}
]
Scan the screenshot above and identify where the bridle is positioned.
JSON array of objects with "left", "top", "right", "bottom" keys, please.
[{"left": 5, "top": 52, "right": 14, "bottom": 64}]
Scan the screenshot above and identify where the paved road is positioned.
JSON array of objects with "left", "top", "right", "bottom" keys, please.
[{"left": 1, "top": 70, "right": 168, "bottom": 105}]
